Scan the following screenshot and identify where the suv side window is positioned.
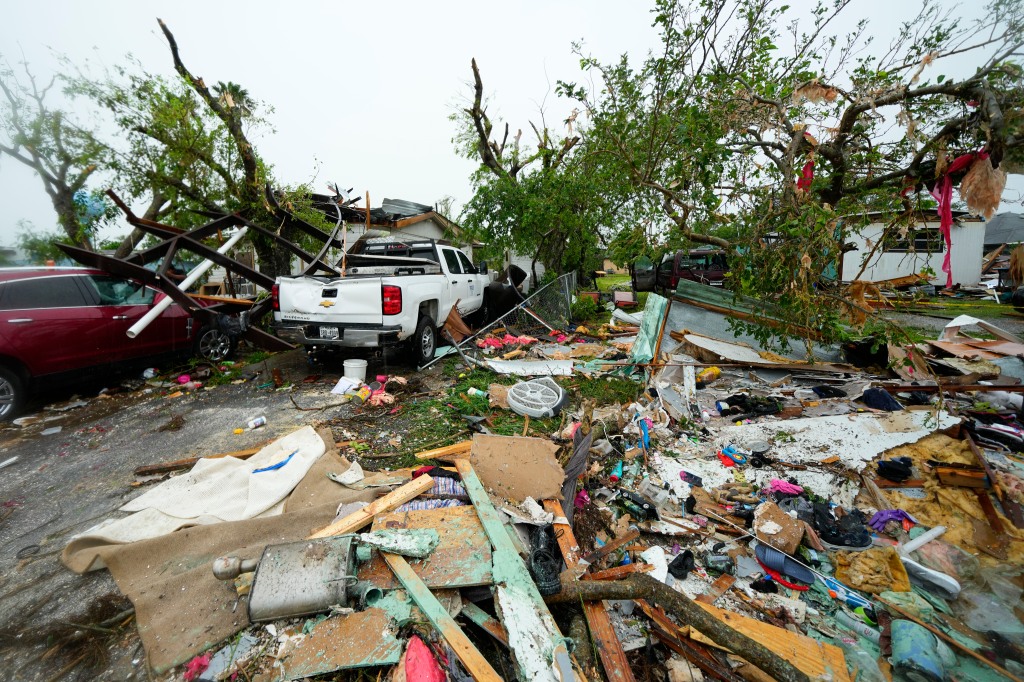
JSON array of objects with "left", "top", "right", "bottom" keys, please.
[
  {"left": 0, "top": 276, "right": 90, "bottom": 310},
  {"left": 457, "top": 252, "right": 475, "bottom": 274},
  {"left": 658, "top": 259, "right": 674, "bottom": 273},
  {"left": 442, "top": 249, "right": 463, "bottom": 274},
  {"left": 81, "top": 275, "right": 155, "bottom": 306}
]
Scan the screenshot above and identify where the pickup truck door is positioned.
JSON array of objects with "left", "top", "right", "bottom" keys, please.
[
  {"left": 456, "top": 251, "right": 484, "bottom": 311},
  {"left": 440, "top": 248, "right": 473, "bottom": 314}
]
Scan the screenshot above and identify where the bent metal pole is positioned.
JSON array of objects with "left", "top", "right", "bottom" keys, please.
[{"left": 127, "top": 226, "right": 249, "bottom": 339}]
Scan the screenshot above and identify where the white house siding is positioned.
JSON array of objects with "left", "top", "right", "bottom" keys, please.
[{"left": 841, "top": 220, "right": 985, "bottom": 286}]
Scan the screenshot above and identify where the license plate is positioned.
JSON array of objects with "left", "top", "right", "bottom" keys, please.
[{"left": 319, "top": 326, "right": 339, "bottom": 340}]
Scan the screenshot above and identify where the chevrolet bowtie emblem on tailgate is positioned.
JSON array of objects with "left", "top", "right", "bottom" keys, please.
[{"left": 319, "top": 300, "right": 335, "bottom": 307}]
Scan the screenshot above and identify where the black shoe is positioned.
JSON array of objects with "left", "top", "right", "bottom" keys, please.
[{"left": 813, "top": 503, "right": 871, "bottom": 551}]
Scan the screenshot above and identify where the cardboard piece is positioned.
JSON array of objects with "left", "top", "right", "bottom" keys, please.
[
  {"left": 753, "top": 502, "right": 804, "bottom": 555},
  {"left": 470, "top": 434, "right": 564, "bottom": 502}
]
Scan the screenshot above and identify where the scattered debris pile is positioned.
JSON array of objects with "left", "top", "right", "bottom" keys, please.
[{"left": 51, "top": 290, "right": 1024, "bottom": 682}]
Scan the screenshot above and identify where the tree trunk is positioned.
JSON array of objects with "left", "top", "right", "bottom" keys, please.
[
  {"left": 53, "top": 190, "right": 91, "bottom": 250},
  {"left": 546, "top": 573, "right": 811, "bottom": 682}
]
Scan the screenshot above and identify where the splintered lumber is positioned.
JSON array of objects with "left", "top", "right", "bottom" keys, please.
[
  {"left": 546, "top": 573, "right": 816, "bottom": 682},
  {"left": 460, "top": 599, "right": 509, "bottom": 645},
  {"left": 308, "top": 475, "right": 433, "bottom": 538},
  {"left": 545, "top": 500, "right": 636, "bottom": 682},
  {"left": 456, "top": 459, "right": 580, "bottom": 682},
  {"left": 583, "top": 564, "right": 654, "bottom": 581},
  {"left": 415, "top": 440, "right": 473, "bottom": 461},
  {"left": 383, "top": 552, "right": 503, "bottom": 681},
  {"left": 579, "top": 529, "right": 640, "bottom": 566},
  {"left": 637, "top": 600, "right": 746, "bottom": 682}
]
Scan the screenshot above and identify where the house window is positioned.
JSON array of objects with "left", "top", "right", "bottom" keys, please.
[{"left": 883, "top": 228, "right": 944, "bottom": 253}]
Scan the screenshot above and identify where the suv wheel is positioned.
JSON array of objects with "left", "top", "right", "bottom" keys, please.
[
  {"left": 195, "top": 326, "right": 237, "bottom": 362},
  {"left": 0, "top": 367, "right": 25, "bottom": 422},
  {"left": 408, "top": 316, "right": 436, "bottom": 366}
]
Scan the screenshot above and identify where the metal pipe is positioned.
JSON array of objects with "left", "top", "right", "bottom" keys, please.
[{"left": 127, "top": 227, "right": 249, "bottom": 338}]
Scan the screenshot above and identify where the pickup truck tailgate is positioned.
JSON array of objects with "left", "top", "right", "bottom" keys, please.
[{"left": 277, "top": 276, "right": 383, "bottom": 325}]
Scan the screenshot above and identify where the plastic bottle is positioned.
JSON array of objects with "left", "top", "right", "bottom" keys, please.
[
  {"left": 467, "top": 387, "right": 488, "bottom": 398},
  {"left": 246, "top": 416, "right": 267, "bottom": 430},
  {"left": 835, "top": 610, "right": 881, "bottom": 643},
  {"left": 609, "top": 460, "right": 624, "bottom": 483}
]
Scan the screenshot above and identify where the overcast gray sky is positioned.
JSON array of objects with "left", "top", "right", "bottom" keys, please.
[{"left": 0, "top": 0, "right": 1019, "bottom": 247}]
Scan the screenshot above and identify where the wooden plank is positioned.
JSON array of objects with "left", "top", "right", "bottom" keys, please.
[
  {"left": 460, "top": 599, "right": 509, "bottom": 645},
  {"left": 308, "top": 475, "right": 434, "bottom": 538},
  {"left": 133, "top": 445, "right": 266, "bottom": 476},
  {"left": 415, "top": 440, "right": 473, "bottom": 461},
  {"left": 583, "top": 564, "right": 654, "bottom": 581},
  {"left": 873, "top": 478, "right": 926, "bottom": 489},
  {"left": 458, "top": 461, "right": 580, "bottom": 682},
  {"left": 357, "top": 505, "right": 493, "bottom": 590},
  {"left": 935, "top": 466, "right": 989, "bottom": 488},
  {"left": 579, "top": 529, "right": 640, "bottom": 567},
  {"left": 690, "top": 601, "right": 851, "bottom": 682},
  {"left": 695, "top": 574, "right": 736, "bottom": 605},
  {"left": 383, "top": 552, "right": 503, "bottom": 682},
  {"left": 545, "top": 500, "right": 636, "bottom": 682},
  {"left": 635, "top": 600, "right": 745, "bottom": 682}
]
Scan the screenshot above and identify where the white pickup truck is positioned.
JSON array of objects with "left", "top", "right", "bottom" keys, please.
[{"left": 272, "top": 240, "right": 490, "bottom": 364}]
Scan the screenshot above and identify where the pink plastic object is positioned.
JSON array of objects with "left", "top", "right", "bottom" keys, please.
[
  {"left": 405, "top": 635, "right": 445, "bottom": 682},
  {"left": 769, "top": 479, "right": 803, "bottom": 495},
  {"left": 177, "top": 374, "right": 191, "bottom": 384},
  {"left": 574, "top": 489, "right": 591, "bottom": 509}
]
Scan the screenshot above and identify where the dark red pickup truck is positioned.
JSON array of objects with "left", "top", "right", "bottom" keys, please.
[{"left": 655, "top": 249, "right": 728, "bottom": 291}]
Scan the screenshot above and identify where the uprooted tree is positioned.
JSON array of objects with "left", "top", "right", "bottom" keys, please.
[{"left": 464, "top": 0, "right": 1024, "bottom": 350}]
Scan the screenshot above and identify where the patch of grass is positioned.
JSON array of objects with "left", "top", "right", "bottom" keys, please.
[
  {"left": 241, "top": 349, "right": 273, "bottom": 366},
  {"left": 596, "top": 274, "right": 630, "bottom": 292},
  {"left": 566, "top": 374, "right": 641, "bottom": 405}
]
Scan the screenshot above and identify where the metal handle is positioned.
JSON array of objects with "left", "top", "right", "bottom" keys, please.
[
  {"left": 451, "top": 280, "right": 459, "bottom": 284},
  {"left": 112, "top": 315, "right": 128, "bottom": 320},
  {"left": 6, "top": 318, "right": 32, "bottom": 324}
]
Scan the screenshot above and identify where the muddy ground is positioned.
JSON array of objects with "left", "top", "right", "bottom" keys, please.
[{"left": 0, "top": 345, "right": 455, "bottom": 681}]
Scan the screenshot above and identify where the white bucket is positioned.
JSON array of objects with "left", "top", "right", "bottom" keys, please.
[{"left": 343, "top": 359, "right": 368, "bottom": 382}]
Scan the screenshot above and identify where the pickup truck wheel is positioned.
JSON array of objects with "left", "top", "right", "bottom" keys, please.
[
  {"left": 195, "top": 325, "right": 237, "bottom": 362},
  {"left": 409, "top": 316, "right": 436, "bottom": 366},
  {"left": 0, "top": 367, "right": 25, "bottom": 422}
]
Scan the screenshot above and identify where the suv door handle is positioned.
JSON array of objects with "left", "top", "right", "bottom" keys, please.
[
  {"left": 7, "top": 318, "right": 32, "bottom": 324},
  {"left": 451, "top": 280, "right": 459, "bottom": 284},
  {"left": 112, "top": 315, "right": 128, "bottom": 320}
]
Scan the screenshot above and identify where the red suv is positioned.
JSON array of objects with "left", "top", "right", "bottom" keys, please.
[{"left": 0, "top": 267, "right": 235, "bottom": 420}]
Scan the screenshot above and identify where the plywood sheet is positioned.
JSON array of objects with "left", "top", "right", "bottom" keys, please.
[
  {"left": 470, "top": 434, "right": 563, "bottom": 502},
  {"left": 929, "top": 340, "right": 1001, "bottom": 360},
  {"left": 357, "top": 504, "right": 492, "bottom": 589},
  {"left": 259, "top": 608, "right": 401, "bottom": 680},
  {"left": 694, "top": 602, "right": 850, "bottom": 682}
]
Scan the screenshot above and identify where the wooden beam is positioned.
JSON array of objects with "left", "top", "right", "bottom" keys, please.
[
  {"left": 384, "top": 552, "right": 503, "bottom": 681},
  {"left": 545, "top": 500, "right": 636, "bottom": 682},
  {"left": 460, "top": 599, "right": 509, "bottom": 645},
  {"left": 583, "top": 564, "right": 654, "bottom": 581},
  {"left": 415, "top": 440, "right": 473, "bottom": 461},
  {"left": 133, "top": 444, "right": 269, "bottom": 477},
  {"left": 308, "top": 475, "right": 433, "bottom": 538},
  {"left": 578, "top": 529, "right": 640, "bottom": 567}
]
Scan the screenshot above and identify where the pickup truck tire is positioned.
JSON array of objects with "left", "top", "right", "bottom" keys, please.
[
  {"left": 195, "top": 325, "right": 237, "bottom": 362},
  {"left": 0, "top": 366, "right": 25, "bottom": 422},
  {"left": 409, "top": 316, "right": 437, "bottom": 366}
]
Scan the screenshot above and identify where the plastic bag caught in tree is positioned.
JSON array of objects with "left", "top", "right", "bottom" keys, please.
[{"left": 960, "top": 154, "right": 1006, "bottom": 219}]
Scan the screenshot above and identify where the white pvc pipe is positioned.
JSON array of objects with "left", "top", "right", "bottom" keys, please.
[
  {"left": 897, "top": 525, "right": 946, "bottom": 556},
  {"left": 127, "top": 226, "right": 249, "bottom": 338}
]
